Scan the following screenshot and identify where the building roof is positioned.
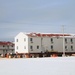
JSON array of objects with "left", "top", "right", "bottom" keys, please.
[
  {"left": 26, "top": 32, "right": 72, "bottom": 37},
  {"left": 0, "top": 41, "right": 14, "bottom": 45}
]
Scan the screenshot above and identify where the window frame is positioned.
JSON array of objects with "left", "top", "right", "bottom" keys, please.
[
  {"left": 51, "top": 45, "right": 53, "bottom": 50},
  {"left": 37, "top": 45, "right": 39, "bottom": 49},
  {"left": 30, "top": 45, "right": 33, "bottom": 51},
  {"left": 71, "top": 45, "right": 73, "bottom": 51},
  {"left": 71, "top": 38, "right": 73, "bottom": 44},
  {"left": 24, "top": 46, "right": 26, "bottom": 49},
  {"left": 65, "top": 38, "right": 67, "bottom": 43},
  {"left": 30, "top": 38, "right": 33, "bottom": 43},
  {"left": 16, "top": 46, "right": 18, "bottom": 50},
  {"left": 16, "top": 39, "right": 18, "bottom": 42},
  {"left": 51, "top": 38, "right": 53, "bottom": 43},
  {"left": 65, "top": 46, "right": 68, "bottom": 51},
  {"left": 30, "top": 38, "right": 33, "bottom": 41},
  {"left": 24, "top": 38, "right": 26, "bottom": 42}
]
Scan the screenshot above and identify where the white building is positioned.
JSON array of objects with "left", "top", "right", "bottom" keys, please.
[
  {"left": 0, "top": 41, "right": 15, "bottom": 56},
  {"left": 15, "top": 32, "right": 75, "bottom": 57}
]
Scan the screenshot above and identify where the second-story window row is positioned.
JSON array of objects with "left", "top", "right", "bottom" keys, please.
[{"left": 64, "top": 38, "right": 74, "bottom": 44}]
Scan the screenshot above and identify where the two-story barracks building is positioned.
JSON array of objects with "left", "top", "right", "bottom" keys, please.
[
  {"left": 15, "top": 32, "right": 75, "bottom": 57},
  {"left": 0, "top": 41, "right": 15, "bottom": 57}
]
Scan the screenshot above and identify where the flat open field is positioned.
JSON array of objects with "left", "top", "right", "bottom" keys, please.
[{"left": 0, "top": 57, "right": 75, "bottom": 75}]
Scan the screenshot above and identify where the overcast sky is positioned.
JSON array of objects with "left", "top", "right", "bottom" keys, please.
[{"left": 0, "top": 0, "right": 75, "bottom": 41}]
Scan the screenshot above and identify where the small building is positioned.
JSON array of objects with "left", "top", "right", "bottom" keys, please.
[
  {"left": 15, "top": 32, "right": 75, "bottom": 57},
  {"left": 0, "top": 41, "right": 15, "bottom": 57}
]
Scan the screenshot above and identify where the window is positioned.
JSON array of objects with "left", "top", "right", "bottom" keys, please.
[
  {"left": 16, "top": 46, "right": 18, "bottom": 50},
  {"left": 65, "top": 38, "right": 67, "bottom": 43},
  {"left": 24, "top": 46, "right": 26, "bottom": 49},
  {"left": 51, "top": 45, "right": 53, "bottom": 50},
  {"left": 11, "top": 45, "right": 14, "bottom": 47},
  {"left": 30, "top": 46, "right": 33, "bottom": 51},
  {"left": 71, "top": 38, "right": 73, "bottom": 44},
  {"left": 65, "top": 46, "right": 68, "bottom": 51},
  {"left": 16, "top": 39, "right": 18, "bottom": 42},
  {"left": 30, "top": 38, "right": 33, "bottom": 43},
  {"left": 37, "top": 46, "right": 39, "bottom": 49},
  {"left": 3, "top": 45, "right": 5, "bottom": 47},
  {"left": 51, "top": 38, "right": 53, "bottom": 43},
  {"left": 30, "top": 38, "right": 32, "bottom": 41},
  {"left": 30, "top": 46, "right": 33, "bottom": 49},
  {"left": 71, "top": 46, "right": 73, "bottom": 51},
  {"left": 24, "top": 38, "right": 26, "bottom": 42}
]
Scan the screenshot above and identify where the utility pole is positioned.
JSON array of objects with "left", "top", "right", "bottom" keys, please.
[{"left": 62, "top": 25, "right": 65, "bottom": 56}]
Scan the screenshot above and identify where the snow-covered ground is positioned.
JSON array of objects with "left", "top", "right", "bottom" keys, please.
[{"left": 0, "top": 57, "right": 75, "bottom": 75}]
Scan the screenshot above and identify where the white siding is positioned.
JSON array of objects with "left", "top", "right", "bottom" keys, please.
[
  {"left": 28, "top": 36, "right": 42, "bottom": 53},
  {"left": 15, "top": 32, "right": 28, "bottom": 53}
]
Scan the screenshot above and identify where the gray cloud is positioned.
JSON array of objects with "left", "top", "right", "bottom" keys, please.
[{"left": 0, "top": 0, "right": 75, "bottom": 41}]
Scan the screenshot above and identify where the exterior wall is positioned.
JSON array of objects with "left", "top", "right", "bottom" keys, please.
[
  {"left": 41, "top": 37, "right": 52, "bottom": 52},
  {"left": 27, "top": 36, "right": 62, "bottom": 53},
  {"left": 15, "top": 32, "right": 28, "bottom": 53},
  {"left": 63, "top": 37, "right": 75, "bottom": 53},
  {"left": 41, "top": 36, "right": 75, "bottom": 53},
  {"left": 27, "top": 36, "right": 75, "bottom": 53},
  {"left": 28, "top": 36, "right": 42, "bottom": 53},
  {"left": 53, "top": 37, "right": 63, "bottom": 52}
]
